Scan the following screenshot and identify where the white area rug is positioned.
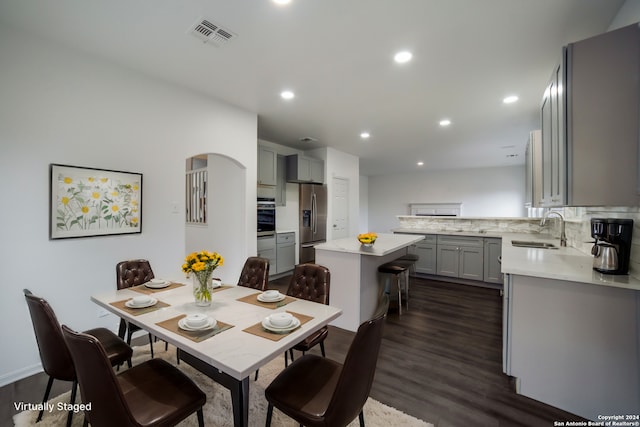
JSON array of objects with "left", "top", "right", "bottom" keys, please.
[{"left": 14, "top": 343, "right": 433, "bottom": 427}]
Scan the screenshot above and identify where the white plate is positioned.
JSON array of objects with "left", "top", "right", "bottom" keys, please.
[
  {"left": 262, "top": 316, "right": 301, "bottom": 333},
  {"left": 257, "top": 293, "right": 285, "bottom": 303},
  {"left": 125, "top": 297, "right": 158, "bottom": 309},
  {"left": 178, "top": 317, "right": 217, "bottom": 331},
  {"left": 144, "top": 280, "right": 170, "bottom": 289}
]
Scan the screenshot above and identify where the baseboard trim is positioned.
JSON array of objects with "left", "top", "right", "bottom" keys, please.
[
  {"left": 414, "top": 273, "right": 503, "bottom": 290},
  {"left": 0, "top": 363, "right": 42, "bottom": 388}
]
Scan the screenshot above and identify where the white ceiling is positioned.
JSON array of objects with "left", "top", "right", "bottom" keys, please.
[{"left": 0, "top": 0, "right": 625, "bottom": 175}]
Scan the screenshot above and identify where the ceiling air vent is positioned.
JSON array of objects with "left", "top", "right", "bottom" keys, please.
[
  {"left": 188, "top": 18, "right": 237, "bottom": 46},
  {"left": 299, "top": 137, "right": 319, "bottom": 143}
]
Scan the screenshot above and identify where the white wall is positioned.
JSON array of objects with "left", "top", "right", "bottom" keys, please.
[
  {"left": 609, "top": 0, "right": 640, "bottom": 29},
  {"left": 185, "top": 154, "right": 247, "bottom": 282},
  {"left": 359, "top": 176, "right": 369, "bottom": 233},
  {"left": 367, "top": 166, "right": 527, "bottom": 232},
  {"left": 0, "top": 27, "right": 257, "bottom": 385}
]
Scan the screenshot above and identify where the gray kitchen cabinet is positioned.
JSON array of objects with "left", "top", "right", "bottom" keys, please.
[
  {"left": 275, "top": 154, "right": 286, "bottom": 206},
  {"left": 257, "top": 235, "right": 277, "bottom": 273},
  {"left": 309, "top": 158, "right": 324, "bottom": 183},
  {"left": 275, "top": 232, "right": 295, "bottom": 274},
  {"left": 540, "top": 62, "right": 565, "bottom": 207},
  {"left": 504, "top": 273, "right": 640, "bottom": 420},
  {"left": 483, "top": 238, "right": 503, "bottom": 284},
  {"left": 524, "top": 130, "right": 542, "bottom": 207},
  {"left": 436, "top": 235, "right": 484, "bottom": 280},
  {"left": 258, "top": 145, "right": 277, "bottom": 186},
  {"left": 539, "top": 23, "right": 640, "bottom": 207},
  {"left": 409, "top": 234, "right": 437, "bottom": 275},
  {"left": 286, "top": 154, "right": 324, "bottom": 184}
]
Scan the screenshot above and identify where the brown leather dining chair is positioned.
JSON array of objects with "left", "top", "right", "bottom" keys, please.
[
  {"left": 23, "top": 289, "right": 133, "bottom": 427},
  {"left": 284, "top": 263, "right": 330, "bottom": 366},
  {"left": 265, "top": 294, "right": 390, "bottom": 427},
  {"left": 116, "top": 259, "right": 158, "bottom": 357},
  {"left": 236, "top": 256, "right": 270, "bottom": 291},
  {"left": 62, "top": 325, "right": 206, "bottom": 427},
  {"left": 236, "top": 256, "right": 269, "bottom": 380}
]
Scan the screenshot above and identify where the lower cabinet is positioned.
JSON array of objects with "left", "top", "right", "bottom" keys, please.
[
  {"left": 275, "top": 232, "right": 295, "bottom": 274},
  {"left": 504, "top": 273, "right": 640, "bottom": 420},
  {"left": 436, "top": 235, "right": 484, "bottom": 281},
  {"left": 257, "top": 235, "right": 277, "bottom": 274},
  {"left": 483, "top": 238, "right": 503, "bottom": 284},
  {"left": 399, "top": 232, "right": 502, "bottom": 285},
  {"left": 410, "top": 235, "right": 437, "bottom": 274}
]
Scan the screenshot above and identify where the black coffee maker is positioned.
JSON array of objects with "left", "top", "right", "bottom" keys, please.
[{"left": 590, "top": 218, "right": 634, "bottom": 275}]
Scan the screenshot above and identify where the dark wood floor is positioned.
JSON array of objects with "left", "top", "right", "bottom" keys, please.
[
  {"left": 273, "top": 274, "right": 587, "bottom": 427},
  {"left": 3, "top": 276, "right": 587, "bottom": 426}
]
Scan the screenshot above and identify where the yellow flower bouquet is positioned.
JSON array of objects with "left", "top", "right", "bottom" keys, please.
[
  {"left": 357, "top": 232, "right": 378, "bottom": 246},
  {"left": 182, "top": 250, "right": 224, "bottom": 306}
]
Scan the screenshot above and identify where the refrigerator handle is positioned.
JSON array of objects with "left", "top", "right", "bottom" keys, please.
[{"left": 312, "top": 193, "right": 317, "bottom": 234}]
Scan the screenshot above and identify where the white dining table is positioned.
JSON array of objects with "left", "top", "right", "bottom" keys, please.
[{"left": 91, "top": 282, "right": 342, "bottom": 427}]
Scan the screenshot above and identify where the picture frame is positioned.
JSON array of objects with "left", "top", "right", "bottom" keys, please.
[{"left": 50, "top": 164, "right": 143, "bottom": 239}]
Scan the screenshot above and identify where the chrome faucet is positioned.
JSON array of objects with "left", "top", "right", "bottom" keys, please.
[{"left": 540, "top": 211, "right": 567, "bottom": 247}]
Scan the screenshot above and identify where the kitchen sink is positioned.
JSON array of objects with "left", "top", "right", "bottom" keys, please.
[{"left": 511, "top": 240, "right": 558, "bottom": 249}]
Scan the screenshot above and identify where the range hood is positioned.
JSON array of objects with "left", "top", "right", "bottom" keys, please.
[{"left": 409, "top": 203, "right": 462, "bottom": 216}]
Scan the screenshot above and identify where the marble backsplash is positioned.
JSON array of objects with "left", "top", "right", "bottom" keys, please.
[
  {"left": 396, "top": 216, "right": 544, "bottom": 234},
  {"left": 397, "top": 206, "right": 639, "bottom": 279}
]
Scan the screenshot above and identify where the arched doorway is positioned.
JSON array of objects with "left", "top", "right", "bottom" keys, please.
[{"left": 185, "top": 153, "right": 246, "bottom": 284}]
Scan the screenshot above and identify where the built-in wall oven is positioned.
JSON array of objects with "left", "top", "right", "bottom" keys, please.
[{"left": 257, "top": 197, "right": 276, "bottom": 237}]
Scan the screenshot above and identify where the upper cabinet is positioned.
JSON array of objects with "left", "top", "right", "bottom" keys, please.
[
  {"left": 286, "top": 154, "right": 324, "bottom": 184},
  {"left": 539, "top": 23, "right": 640, "bottom": 207},
  {"left": 525, "top": 130, "right": 542, "bottom": 207},
  {"left": 258, "top": 145, "right": 277, "bottom": 186},
  {"left": 540, "top": 62, "right": 566, "bottom": 207},
  {"left": 275, "top": 154, "right": 286, "bottom": 206}
]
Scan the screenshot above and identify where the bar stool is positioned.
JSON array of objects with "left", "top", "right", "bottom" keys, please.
[
  {"left": 378, "top": 260, "right": 411, "bottom": 315},
  {"left": 395, "top": 254, "right": 418, "bottom": 307},
  {"left": 396, "top": 253, "right": 419, "bottom": 276}
]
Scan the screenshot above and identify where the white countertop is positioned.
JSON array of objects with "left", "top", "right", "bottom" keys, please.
[
  {"left": 501, "top": 233, "right": 640, "bottom": 291},
  {"left": 314, "top": 233, "right": 425, "bottom": 256}
]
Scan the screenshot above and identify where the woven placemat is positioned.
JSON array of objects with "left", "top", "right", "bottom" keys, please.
[
  {"left": 236, "top": 293, "right": 297, "bottom": 310},
  {"left": 109, "top": 299, "right": 170, "bottom": 316},
  {"left": 242, "top": 311, "right": 313, "bottom": 342},
  {"left": 156, "top": 314, "right": 234, "bottom": 343},
  {"left": 131, "top": 281, "right": 186, "bottom": 295}
]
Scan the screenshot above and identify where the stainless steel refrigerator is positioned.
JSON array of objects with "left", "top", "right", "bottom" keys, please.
[{"left": 299, "top": 184, "right": 327, "bottom": 264}]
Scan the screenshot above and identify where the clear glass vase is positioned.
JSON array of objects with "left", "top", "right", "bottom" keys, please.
[{"left": 192, "top": 270, "right": 213, "bottom": 306}]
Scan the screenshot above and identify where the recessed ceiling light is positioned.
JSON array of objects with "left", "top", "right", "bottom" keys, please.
[
  {"left": 394, "top": 51, "right": 413, "bottom": 64},
  {"left": 439, "top": 119, "right": 451, "bottom": 127},
  {"left": 360, "top": 132, "right": 370, "bottom": 139},
  {"left": 503, "top": 95, "right": 519, "bottom": 104},
  {"left": 273, "top": 0, "right": 291, "bottom": 4},
  {"left": 417, "top": 161, "right": 424, "bottom": 166},
  {"left": 280, "top": 90, "right": 295, "bottom": 100}
]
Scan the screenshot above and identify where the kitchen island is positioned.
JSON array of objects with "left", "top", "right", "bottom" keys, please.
[{"left": 315, "top": 233, "right": 424, "bottom": 331}]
